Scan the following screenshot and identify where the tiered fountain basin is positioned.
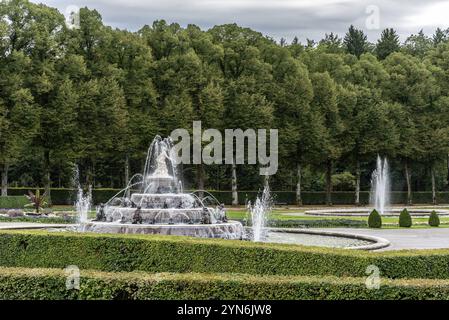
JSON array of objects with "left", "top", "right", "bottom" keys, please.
[
  {"left": 106, "top": 193, "right": 205, "bottom": 224},
  {"left": 106, "top": 207, "right": 204, "bottom": 224},
  {"left": 305, "top": 207, "right": 449, "bottom": 217},
  {"left": 79, "top": 220, "right": 244, "bottom": 239}
]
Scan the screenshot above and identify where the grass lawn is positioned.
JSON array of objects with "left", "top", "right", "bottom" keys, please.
[
  {"left": 226, "top": 208, "right": 449, "bottom": 229},
  {"left": 22, "top": 205, "right": 449, "bottom": 229}
]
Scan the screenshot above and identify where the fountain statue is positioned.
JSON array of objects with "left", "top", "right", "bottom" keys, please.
[
  {"left": 370, "top": 155, "right": 390, "bottom": 215},
  {"left": 79, "top": 135, "right": 244, "bottom": 239}
]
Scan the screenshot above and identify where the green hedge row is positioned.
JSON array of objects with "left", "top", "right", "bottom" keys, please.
[
  {"left": 6, "top": 188, "right": 449, "bottom": 205},
  {"left": 3, "top": 231, "right": 449, "bottom": 279},
  {"left": 267, "top": 219, "right": 368, "bottom": 228},
  {"left": 0, "top": 216, "right": 75, "bottom": 224},
  {"left": 2, "top": 267, "right": 449, "bottom": 300},
  {"left": 0, "top": 196, "right": 28, "bottom": 209}
]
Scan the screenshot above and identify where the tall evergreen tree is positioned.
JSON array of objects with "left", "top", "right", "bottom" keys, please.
[
  {"left": 432, "top": 28, "right": 449, "bottom": 46},
  {"left": 376, "top": 28, "right": 400, "bottom": 60},
  {"left": 344, "top": 25, "right": 368, "bottom": 58}
]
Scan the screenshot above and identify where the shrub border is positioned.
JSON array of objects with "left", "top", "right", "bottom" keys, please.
[
  {"left": 2, "top": 230, "right": 449, "bottom": 279},
  {"left": 2, "top": 267, "right": 449, "bottom": 300}
]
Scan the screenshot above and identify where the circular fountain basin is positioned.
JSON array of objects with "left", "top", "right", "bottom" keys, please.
[
  {"left": 79, "top": 220, "right": 244, "bottom": 239},
  {"left": 305, "top": 208, "right": 449, "bottom": 217},
  {"left": 262, "top": 228, "right": 389, "bottom": 250}
]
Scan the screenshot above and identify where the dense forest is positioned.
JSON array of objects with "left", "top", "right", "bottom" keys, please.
[{"left": 1, "top": 0, "right": 449, "bottom": 205}]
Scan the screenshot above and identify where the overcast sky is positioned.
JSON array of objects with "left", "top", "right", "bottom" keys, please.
[{"left": 31, "top": 0, "right": 449, "bottom": 43}]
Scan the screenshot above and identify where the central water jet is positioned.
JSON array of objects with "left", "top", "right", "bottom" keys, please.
[{"left": 370, "top": 155, "right": 390, "bottom": 215}]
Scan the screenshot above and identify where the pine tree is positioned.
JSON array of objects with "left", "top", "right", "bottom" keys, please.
[
  {"left": 344, "top": 25, "right": 368, "bottom": 58},
  {"left": 376, "top": 28, "right": 400, "bottom": 60}
]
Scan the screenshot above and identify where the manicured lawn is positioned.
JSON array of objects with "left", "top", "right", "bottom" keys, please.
[
  {"left": 22, "top": 205, "right": 449, "bottom": 229},
  {"left": 226, "top": 208, "right": 449, "bottom": 228}
]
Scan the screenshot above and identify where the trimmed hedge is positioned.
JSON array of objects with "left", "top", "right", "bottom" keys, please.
[
  {"left": 399, "top": 209, "right": 412, "bottom": 228},
  {"left": 0, "top": 216, "right": 75, "bottom": 224},
  {"left": 0, "top": 196, "right": 28, "bottom": 209},
  {"left": 4, "top": 231, "right": 449, "bottom": 279},
  {"left": 7, "top": 188, "right": 449, "bottom": 205},
  {"left": 2, "top": 267, "right": 449, "bottom": 300},
  {"left": 429, "top": 211, "right": 440, "bottom": 227},
  {"left": 368, "top": 209, "right": 382, "bottom": 228}
]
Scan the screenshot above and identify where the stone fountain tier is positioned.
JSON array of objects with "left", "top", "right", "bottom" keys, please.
[
  {"left": 130, "top": 193, "right": 197, "bottom": 208},
  {"left": 79, "top": 220, "right": 244, "bottom": 239},
  {"left": 106, "top": 207, "right": 205, "bottom": 224},
  {"left": 143, "top": 175, "right": 174, "bottom": 188}
]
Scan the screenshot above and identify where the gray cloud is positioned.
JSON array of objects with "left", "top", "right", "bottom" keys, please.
[{"left": 31, "top": 0, "right": 449, "bottom": 43}]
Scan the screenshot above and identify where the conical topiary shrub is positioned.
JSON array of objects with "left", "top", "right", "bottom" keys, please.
[
  {"left": 428, "top": 210, "right": 440, "bottom": 227},
  {"left": 399, "top": 208, "right": 412, "bottom": 228},
  {"left": 368, "top": 209, "right": 382, "bottom": 228}
]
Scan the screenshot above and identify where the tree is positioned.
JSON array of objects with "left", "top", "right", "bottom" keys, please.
[
  {"left": 344, "top": 25, "right": 368, "bottom": 58},
  {"left": 105, "top": 29, "right": 158, "bottom": 188},
  {"left": 75, "top": 78, "right": 128, "bottom": 186},
  {"left": 261, "top": 44, "right": 319, "bottom": 205},
  {"left": 17, "top": 2, "right": 77, "bottom": 202},
  {"left": 319, "top": 33, "right": 344, "bottom": 54},
  {"left": 0, "top": 0, "right": 40, "bottom": 195},
  {"left": 403, "top": 30, "right": 433, "bottom": 58},
  {"left": 310, "top": 72, "right": 343, "bottom": 205},
  {"left": 383, "top": 52, "right": 439, "bottom": 204},
  {"left": 344, "top": 54, "right": 398, "bottom": 204},
  {"left": 209, "top": 24, "right": 274, "bottom": 205},
  {"left": 425, "top": 42, "right": 449, "bottom": 188},
  {"left": 376, "top": 28, "right": 400, "bottom": 60},
  {"left": 432, "top": 28, "right": 449, "bottom": 46}
]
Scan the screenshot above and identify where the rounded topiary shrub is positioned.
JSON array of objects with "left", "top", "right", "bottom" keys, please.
[
  {"left": 399, "top": 208, "right": 412, "bottom": 228},
  {"left": 428, "top": 210, "right": 440, "bottom": 227},
  {"left": 368, "top": 209, "right": 382, "bottom": 228}
]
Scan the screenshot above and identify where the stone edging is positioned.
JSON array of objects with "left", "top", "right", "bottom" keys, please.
[{"left": 267, "top": 227, "right": 390, "bottom": 251}]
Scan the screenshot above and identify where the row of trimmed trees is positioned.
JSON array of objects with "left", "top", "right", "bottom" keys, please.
[{"left": 1, "top": 0, "right": 449, "bottom": 205}]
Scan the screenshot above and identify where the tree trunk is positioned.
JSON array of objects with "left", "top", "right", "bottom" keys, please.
[
  {"left": 325, "top": 160, "right": 333, "bottom": 206},
  {"left": 92, "top": 163, "right": 96, "bottom": 187},
  {"left": 447, "top": 153, "right": 449, "bottom": 188},
  {"left": 296, "top": 163, "right": 302, "bottom": 206},
  {"left": 231, "top": 161, "right": 238, "bottom": 206},
  {"left": 125, "top": 153, "right": 130, "bottom": 198},
  {"left": 1, "top": 164, "right": 8, "bottom": 196},
  {"left": 86, "top": 161, "right": 93, "bottom": 188},
  {"left": 43, "top": 150, "right": 51, "bottom": 206},
  {"left": 355, "top": 159, "right": 361, "bottom": 206},
  {"left": 431, "top": 165, "right": 437, "bottom": 205},
  {"left": 404, "top": 160, "right": 413, "bottom": 205},
  {"left": 197, "top": 164, "right": 205, "bottom": 199}
]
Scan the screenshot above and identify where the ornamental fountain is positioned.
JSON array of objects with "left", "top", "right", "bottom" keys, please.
[
  {"left": 370, "top": 155, "right": 390, "bottom": 215},
  {"left": 79, "top": 136, "right": 244, "bottom": 239}
]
